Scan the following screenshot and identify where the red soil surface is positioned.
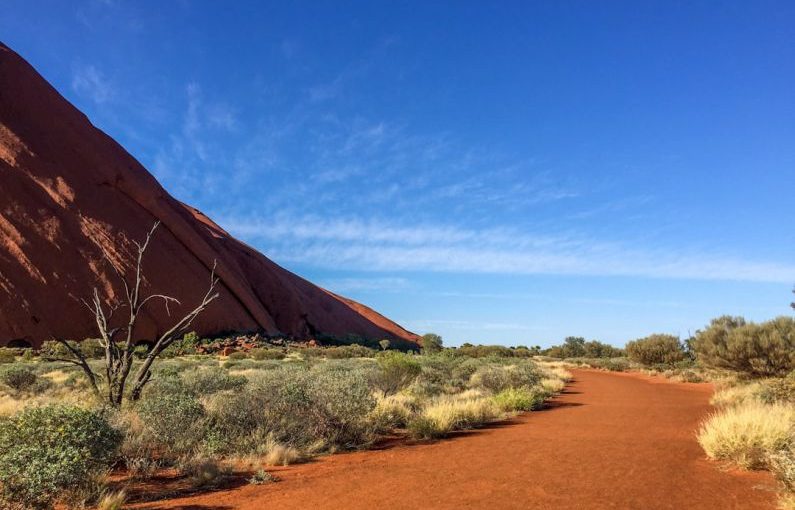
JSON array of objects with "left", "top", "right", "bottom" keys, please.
[
  {"left": 0, "top": 42, "right": 418, "bottom": 348},
  {"left": 132, "top": 369, "right": 778, "bottom": 510}
]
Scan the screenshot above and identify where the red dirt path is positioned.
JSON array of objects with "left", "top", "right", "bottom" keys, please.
[{"left": 134, "top": 370, "right": 778, "bottom": 509}]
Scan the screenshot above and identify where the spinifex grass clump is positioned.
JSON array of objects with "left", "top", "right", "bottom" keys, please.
[{"left": 697, "top": 401, "right": 794, "bottom": 469}]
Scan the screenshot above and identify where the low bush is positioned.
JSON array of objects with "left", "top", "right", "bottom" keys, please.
[
  {"left": 0, "top": 348, "right": 15, "bottom": 364},
  {"left": 249, "top": 468, "right": 278, "bottom": 485},
  {"left": 697, "top": 401, "right": 794, "bottom": 469},
  {"left": 468, "top": 364, "right": 539, "bottom": 393},
  {"left": 455, "top": 344, "right": 515, "bottom": 358},
  {"left": 0, "top": 365, "right": 38, "bottom": 391},
  {"left": 78, "top": 339, "right": 106, "bottom": 359},
  {"left": 136, "top": 390, "right": 206, "bottom": 457},
  {"left": 0, "top": 405, "right": 122, "bottom": 509},
  {"left": 202, "top": 389, "right": 268, "bottom": 454},
  {"left": 625, "top": 334, "right": 686, "bottom": 366},
  {"left": 769, "top": 447, "right": 795, "bottom": 493},
  {"left": 493, "top": 387, "right": 546, "bottom": 412},
  {"left": 370, "top": 394, "right": 416, "bottom": 430},
  {"left": 692, "top": 316, "right": 795, "bottom": 377},
  {"left": 370, "top": 351, "right": 421, "bottom": 397},
  {"left": 759, "top": 371, "right": 795, "bottom": 404},
  {"left": 250, "top": 348, "right": 286, "bottom": 360},
  {"left": 251, "top": 367, "right": 376, "bottom": 450},
  {"left": 407, "top": 415, "right": 447, "bottom": 440},
  {"left": 182, "top": 367, "right": 247, "bottom": 395},
  {"left": 177, "top": 455, "right": 231, "bottom": 488}
]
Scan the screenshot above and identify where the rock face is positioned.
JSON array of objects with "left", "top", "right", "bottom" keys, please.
[{"left": 0, "top": 42, "right": 419, "bottom": 349}]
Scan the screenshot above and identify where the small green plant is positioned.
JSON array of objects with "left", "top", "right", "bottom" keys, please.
[
  {"left": 0, "top": 405, "right": 122, "bottom": 509},
  {"left": 249, "top": 468, "right": 278, "bottom": 485},
  {"left": 178, "top": 456, "right": 231, "bottom": 488}
]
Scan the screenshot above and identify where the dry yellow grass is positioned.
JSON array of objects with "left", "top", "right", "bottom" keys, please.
[
  {"left": 540, "top": 378, "right": 566, "bottom": 394},
  {"left": 710, "top": 381, "right": 765, "bottom": 408},
  {"left": 420, "top": 391, "right": 501, "bottom": 433},
  {"left": 697, "top": 401, "right": 795, "bottom": 469},
  {"left": 263, "top": 442, "right": 302, "bottom": 466},
  {"left": 97, "top": 490, "right": 127, "bottom": 510},
  {"left": 371, "top": 393, "right": 416, "bottom": 429},
  {"left": 536, "top": 362, "right": 573, "bottom": 383}
]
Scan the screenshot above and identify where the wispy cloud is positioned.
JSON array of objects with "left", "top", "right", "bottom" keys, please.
[
  {"left": 71, "top": 65, "right": 113, "bottom": 104},
  {"left": 320, "top": 277, "right": 414, "bottom": 293},
  {"left": 402, "top": 319, "right": 545, "bottom": 332},
  {"left": 152, "top": 83, "right": 239, "bottom": 199},
  {"left": 219, "top": 214, "right": 795, "bottom": 284}
]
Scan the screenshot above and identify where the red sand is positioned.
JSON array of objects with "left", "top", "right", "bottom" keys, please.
[
  {"left": 132, "top": 369, "right": 778, "bottom": 510},
  {"left": 0, "top": 42, "right": 418, "bottom": 348}
]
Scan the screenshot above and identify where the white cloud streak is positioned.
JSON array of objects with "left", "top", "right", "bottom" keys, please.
[
  {"left": 71, "top": 65, "right": 113, "bottom": 104},
  {"left": 220, "top": 214, "right": 795, "bottom": 284}
]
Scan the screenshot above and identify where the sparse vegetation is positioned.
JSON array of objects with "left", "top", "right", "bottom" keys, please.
[{"left": 0, "top": 328, "right": 577, "bottom": 506}]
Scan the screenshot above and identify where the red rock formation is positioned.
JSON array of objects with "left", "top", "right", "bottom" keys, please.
[{"left": 0, "top": 42, "right": 419, "bottom": 349}]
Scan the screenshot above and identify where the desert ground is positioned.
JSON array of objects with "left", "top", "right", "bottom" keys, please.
[{"left": 129, "top": 369, "right": 776, "bottom": 510}]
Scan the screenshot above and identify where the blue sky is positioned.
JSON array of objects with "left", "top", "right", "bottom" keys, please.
[{"left": 4, "top": 1, "right": 794, "bottom": 346}]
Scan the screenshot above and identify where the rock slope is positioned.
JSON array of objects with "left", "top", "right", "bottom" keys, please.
[{"left": 0, "top": 42, "right": 419, "bottom": 348}]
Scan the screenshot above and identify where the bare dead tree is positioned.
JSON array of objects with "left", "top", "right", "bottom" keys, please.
[{"left": 52, "top": 221, "right": 220, "bottom": 407}]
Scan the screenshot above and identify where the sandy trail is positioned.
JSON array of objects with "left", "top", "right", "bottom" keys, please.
[{"left": 134, "top": 369, "right": 777, "bottom": 509}]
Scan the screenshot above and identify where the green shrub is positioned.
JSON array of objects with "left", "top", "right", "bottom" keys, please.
[
  {"left": 250, "top": 348, "right": 286, "bottom": 360},
  {"left": 326, "top": 344, "right": 377, "bottom": 359},
  {"left": 0, "top": 405, "right": 122, "bottom": 509},
  {"left": 228, "top": 351, "right": 249, "bottom": 360},
  {"left": 625, "top": 334, "right": 686, "bottom": 366},
  {"left": 182, "top": 367, "right": 247, "bottom": 395},
  {"left": 162, "top": 331, "right": 201, "bottom": 357},
  {"left": 136, "top": 390, "right": 206, "bottom": 455},
  {"left": 456, "top": 344, "right": 515, "bottom": 358},
  {"left": 251, "top": 367, "right": 376, "bottom": 449},
  {"left": 0, "top": 366, "right": 38, "bottom": 391},
  {"left": 758, "top": 371, "right": 795, "bottom": 404},
  {"left": 469, "top": 364, "right": 539, "bottom": 393},
  {"left": 692, "top": 316, "right": 795, "bottom": 377},
  {"left": 78, "top": 339, "right": 106, "bottom": 359},
  {"left": 407, "top": 415, "right": 447, "bottom": 440},
  {"left": 202, "top": 389, "right": 268, "bottom": 454},
  {"left": 421, "top": 333, "right": 444, "bottom": 354},
  {"left": 493, "top": 387, "right": 546, "bottom": 411},
  {"left": 370, "top": 351, "right": 421, "bottom": 397}
]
